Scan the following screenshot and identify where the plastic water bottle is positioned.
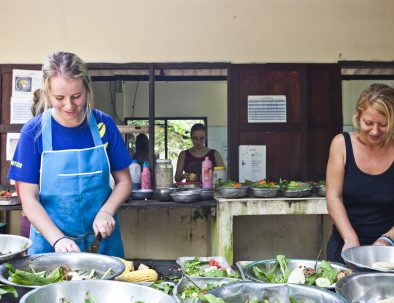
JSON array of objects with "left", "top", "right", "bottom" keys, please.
[
  {"left": 129, "top": 160, "right": 141, "bottom": 190},
  {"left": 141, "top": 161, "right": 152, "bottom": 189},
  {"left": 202, "top": 157, "right": 213, "bottom": 189}
]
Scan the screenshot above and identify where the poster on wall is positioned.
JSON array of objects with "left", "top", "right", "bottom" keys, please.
[
  {"left": 239, "top": 145, "right": 266, "bottom": 182},
  {"left": 10, "top": 69, "right": 42, "bottom": 124},
  {"left": 248, "top": 95, "right": 287, "bottom": 123}
]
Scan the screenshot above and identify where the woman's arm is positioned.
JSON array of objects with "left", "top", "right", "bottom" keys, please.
[
  {"left": 93, "top": 167, "right": 131, "bottom": 239},
  {"left": 326, "top": 134, "right": 359, "bottom": 251},
  {"left": 174, "top": 151, "right": 186, "bottom": 182},
  {"left": 17, "top": 181, "right": 81, "bottom": 252},
  {"left": 213, "top": 150, "right": 225, "bottom": 167}
]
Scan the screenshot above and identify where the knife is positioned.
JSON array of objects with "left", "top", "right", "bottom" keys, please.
[{"left": 87, "top": 232, "right": 102, "bottom": 253}]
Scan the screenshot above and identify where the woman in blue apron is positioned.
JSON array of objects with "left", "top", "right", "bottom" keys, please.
[{"left": 8, "top": 51, "right": 132, "bottom": 257}]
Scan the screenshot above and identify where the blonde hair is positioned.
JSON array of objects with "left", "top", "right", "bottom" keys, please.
[
  {"left": 35, "top": 51, "right": 93, "bottom": 117},
  {"left": 352, "top": 83, "right": 394, "bottom": 145}
]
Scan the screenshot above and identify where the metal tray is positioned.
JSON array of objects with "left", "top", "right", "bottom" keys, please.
[
  {"left": 0, "top": 196, "right": 20, "bottom": 206},
  {"left": 176, "top": 256, "right": 235, "bottom": 277}
]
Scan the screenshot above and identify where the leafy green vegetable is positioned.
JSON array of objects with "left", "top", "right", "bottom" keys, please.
[
  {"left": 198, "top": 294, "right": 225, "bottom": 303},
  {"left": 150, "top": 281, "right": 174, "bottom": 295},
  {"left": 183, "top": 258, "right": 239, "bottom": 278},
  {"left": 318, "top": 260, "right": 337, "bottom": 284},
  {"left": 5, "top": 263, "right": 64, "bottom": 286},
  {"left": 0, "top": 283, "right": 18, "bottom": 300}
]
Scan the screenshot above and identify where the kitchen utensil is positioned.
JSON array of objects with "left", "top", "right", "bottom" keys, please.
[
  {"left": 0, "top": 234, "right": 32, "bottom": 263},
  {"left": 216, "top": 186, "right": 248, "bottom": 198},
  {"left": 20, "top": 280, "right": 177, "bottom": 303},
  {"left": 170, "top": 190, "right": 200, "bottom": 203},
  {"left": 87, "top": 232, "right": 102, "bottom": 253},
  {"left": 243, "top": 258, "right": 349, "bottom": 290},
  {"left": 200, "top": 281, "right": 347, "bottom": 303},
  {"left": 336, "top": 272, "right": 394, "bottom": 303},
  {"left": 314, "top": 246, "right": 323, "bottom": 270},
  {"left": 342, "top": 245, "right": 394, "bottom": 272},
  {"left": 0, "top": 252, "right": 124, "bottom": 289}
]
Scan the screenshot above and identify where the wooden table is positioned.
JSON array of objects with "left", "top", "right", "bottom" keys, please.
[{"left": 213, "top": 196, "right": 328, "bottom": 264}]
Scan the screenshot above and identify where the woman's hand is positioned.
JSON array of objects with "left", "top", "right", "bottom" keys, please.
[
  {"left": 93, "top": 210, "right": 115, "bottom": 239},
  {"left": 53, "top": 237, "right": 81, "bottom": 253},
  {"left": 342, "top": 238, "right": 360, "bottom": 252}
]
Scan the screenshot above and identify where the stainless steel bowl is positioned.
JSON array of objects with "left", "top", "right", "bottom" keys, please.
[
  {"left": 282, "top": 188, "right": 311, "bottom": 198},
  {"left": 249, "top": 187, "right": 280, "bottom": 198},
  {"left": 315, "top": 185, "right": 326, "bottom": 197},
  {"left": 216, "top": 186, "right": 248, "bottom": 198},
  {"left": 0, "top": 234, "right": 32, "bottom": 263},
  {"left": 243, "top": 258, "right": 349, "bottom": 290},
  {"left": 131, "top": 189, "right": 153, "bottom": 200},
  {"left": 171, "top": 190, "right": 200, "bottom": 203},
  {"left": 174, "top": 276, "right": 238, "bottom": 302},
  {"left": 0, "top": 252, "right": 125, "bottom": 288},
  {"left": 199, "top": 281, "right": 347, "bottom": 303},
  {"left": 336, "top": 272, "right": 394, "bottom": 303},
  {"left": 199, "top": 188, "right": 214, "bottom": 200},
  {"left": 342, "top": 245, "right": 394, "bottom": 272},
  {"left": 20, "top": 280, "right": 177, "bottom": 303},
  {"left": 154, "top": 187, "right": 178, "bottom": 202}
]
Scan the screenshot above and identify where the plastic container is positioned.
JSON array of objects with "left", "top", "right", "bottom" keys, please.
[
  {"left": 155, "top": 159, "right": 173, "bottom": 188},
  {"left": 213, "top": 166, "right": 226, "bottom": 187},
  {"left": 129, "top": 160, "right": 141, "bottom": 190},
  {"left": 201, "top": 157, "right": 213, "bottom": 189},
  {"left": 141, "top": 161, "right": 151, "bottom": 190}
]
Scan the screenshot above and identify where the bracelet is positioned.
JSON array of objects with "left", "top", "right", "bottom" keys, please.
[
  {"left": 52, "top": 236, "right": 68, "bottom": 249},
  {"left": 99, "top": 210, "right": 114, "bottom": 216},
  {"left": 379, "top": 235, "right": 394, "bottom": 246}
]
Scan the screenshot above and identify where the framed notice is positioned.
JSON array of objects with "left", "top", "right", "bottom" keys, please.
[
  {"left": 239, "top": 145, "right": 266, "bottom": 182},
  {"left": 248, "top": 95, "right": 287, "bottom": 123}
]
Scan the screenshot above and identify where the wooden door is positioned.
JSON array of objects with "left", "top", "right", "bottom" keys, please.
[{"left": 227, "top": 63, "right": 342, "bottom": 181}]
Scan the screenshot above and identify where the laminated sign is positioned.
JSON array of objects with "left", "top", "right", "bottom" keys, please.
[{"left": 248, "top": 95, "right": 287, "bottom": 123}]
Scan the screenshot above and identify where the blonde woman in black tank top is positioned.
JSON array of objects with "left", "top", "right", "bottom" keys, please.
[{"left": 326, "top": 84, "right": 394, "bottom": 263}]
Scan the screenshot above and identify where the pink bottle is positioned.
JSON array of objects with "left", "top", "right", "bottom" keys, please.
[
  {"left": 202, "top": 157, "right": 213, "bottom": 189},
  {"left": 141, "top": 161, "right": 151, "bottom": 189}
]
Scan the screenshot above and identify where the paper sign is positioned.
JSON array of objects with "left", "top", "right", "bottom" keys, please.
[
  {"left": 239, "top": 145, "right": 266, "bottom": 182},
  {"left": 248, "top": 95, "right": 286, "bottom": 123}
]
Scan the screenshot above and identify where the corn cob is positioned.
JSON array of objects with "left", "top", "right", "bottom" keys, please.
[
  {"left": 115, "top": 269, "right": 158, "bottom": 282},
  {"left": 115, "top": 257, "right": 134, "bottom": 273}
]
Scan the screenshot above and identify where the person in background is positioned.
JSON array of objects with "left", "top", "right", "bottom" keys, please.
[
  {"left": 8, "top": 51, "right": 132, "bottom": 256},
  {"left": 175, "top": 123, "right": 224, "bottom": 182},
  {"left": 326, "top": 83, "right": 394, "bottom": 263},
  {"left": 133, "top": 133, "right": 149, "bottom": 167}
]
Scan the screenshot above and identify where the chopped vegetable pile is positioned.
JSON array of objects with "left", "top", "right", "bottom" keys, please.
[
  {"left": 183, "top": 258, "right": 239, "bottom": 279},
  {"left": 252, "top": 255, "right": 352, "bottom": 288},
  {"left": 244, "top": 179, "right": 280, "bottom": 189},
  {"left": 4, "top": 263, "right": 113, "bottom": 286}
]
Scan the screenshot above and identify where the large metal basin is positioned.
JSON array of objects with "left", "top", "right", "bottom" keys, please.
[
  {"left": 342, "top": 245, "right": 394, "bottom": 272},
  {"left": 197, "top": 281, "right": 348, "bottom": 303},
  {"left": 243, "top": 258, "right": 349, "bottom": 290},
  {"left": 336, "top": 272, "right": 394, "bottom": 302},
  {"left": 0, "top": 234, "right": 32, "bottom": 263},
  {"left": 0, "top": 252, "right": 124, "bottom": 289},
  {"left": 20, "top": 280, "right": 177, "bottom": 303}
]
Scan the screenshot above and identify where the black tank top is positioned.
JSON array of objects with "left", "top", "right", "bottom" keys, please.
[{"left": 336, "top": 132, "right": 394, "bottom": 243}]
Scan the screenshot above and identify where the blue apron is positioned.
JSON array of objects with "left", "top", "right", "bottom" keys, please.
[{"left": 29, "top": 109, "right": 124, "bottom": 257}]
